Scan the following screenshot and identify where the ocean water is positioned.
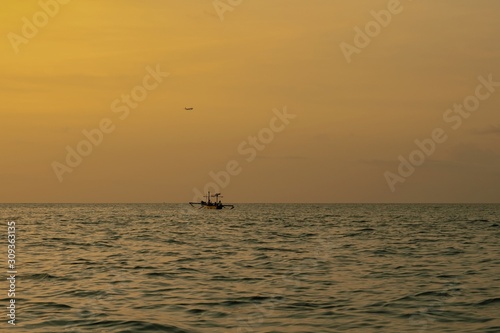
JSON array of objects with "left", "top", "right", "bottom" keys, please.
[{"left": 1, "top": 203, "right": 500, "bottom": 333}]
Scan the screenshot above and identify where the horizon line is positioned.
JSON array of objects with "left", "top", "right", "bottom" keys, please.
[{"left": 1, "top": 202, "right": 499, "bottom": 205}]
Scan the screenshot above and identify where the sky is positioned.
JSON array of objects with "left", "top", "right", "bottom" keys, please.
[{"left": 1, "top": 0, "right": 499, "bottom": 203}]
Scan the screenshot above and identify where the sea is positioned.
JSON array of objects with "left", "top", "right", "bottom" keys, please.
[{"left": 1, "top": 203, "right": 499, "bottom": 333}]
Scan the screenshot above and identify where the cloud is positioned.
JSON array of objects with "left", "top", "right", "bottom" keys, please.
[
  {"left": 360, "top": 158, "right": 461, "bottom": 169},
  {"left": 475, "top": 124, "right": 500, "bottom": 136},
  {"left": 256, "top": 155, "right": 308, "bottom": 160},
  {"left": 447, "top": 143, "right": 500, "bottom": 166},
  {"left": 361, "top": 142, "right": 500, "bottom": 169}
]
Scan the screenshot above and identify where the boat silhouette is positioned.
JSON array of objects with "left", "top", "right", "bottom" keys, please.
[{"left": 189, "top": 191, "right": 234, "bottom": 209}]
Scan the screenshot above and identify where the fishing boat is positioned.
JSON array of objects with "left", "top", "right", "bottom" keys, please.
[{"left": 189, "top": 191, "right": 234, "bottom": 210}]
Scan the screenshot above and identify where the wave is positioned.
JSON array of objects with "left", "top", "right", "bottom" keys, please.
[
  {"left": 476, "top": 297, "right": 500, "bottom": 306},
  {"left": 63, "top": 320, "right": 192, "bottom": 333}
]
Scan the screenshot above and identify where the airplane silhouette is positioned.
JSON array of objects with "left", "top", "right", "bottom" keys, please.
[{"left": 185, "top": 107, "right": 193, "bottom": 111}]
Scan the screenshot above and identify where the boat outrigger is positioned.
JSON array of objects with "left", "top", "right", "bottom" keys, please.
[{"left": 189, "top": 192, "right": 234, "bottom": 210}]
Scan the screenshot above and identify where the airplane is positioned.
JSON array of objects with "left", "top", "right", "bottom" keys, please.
[{"left": 184, "top": 107, "right": 194, "bottom": 111}]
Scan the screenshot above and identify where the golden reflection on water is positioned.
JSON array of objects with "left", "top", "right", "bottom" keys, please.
[{"left": 8, "top": 204, "right": 500, "bottom": 332}]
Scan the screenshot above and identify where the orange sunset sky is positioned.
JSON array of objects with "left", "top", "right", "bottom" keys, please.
[{"left": 1, "top": 0, "right": 499, "bottom": 203}]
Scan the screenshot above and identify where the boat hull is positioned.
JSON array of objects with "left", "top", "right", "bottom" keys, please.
[{"left": 204, "top": 205, "right": 221, "bottom": 209}]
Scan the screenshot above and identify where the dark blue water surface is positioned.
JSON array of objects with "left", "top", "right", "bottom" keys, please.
[{"left": 1, "top": 204, "right": 499, "bottom": 332}]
